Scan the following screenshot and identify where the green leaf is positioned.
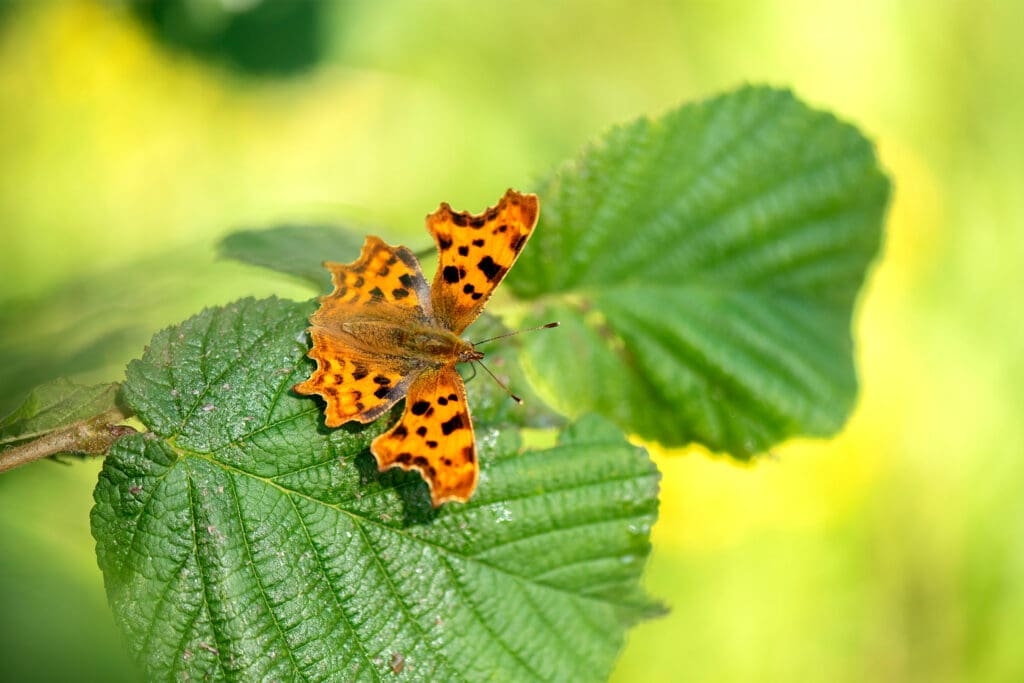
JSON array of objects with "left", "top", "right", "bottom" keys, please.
[
  {"left": 218, "top": 225, "right": 366, "bottom": 290},
  {"left": 509, "top": 86, "right": 890, "bottom": 457},
  {"left": 93, "top": 297, "right": 660, "bottom": 681},
  {"left": 1, "top": 378, "right": 120, "bottom": 447}
]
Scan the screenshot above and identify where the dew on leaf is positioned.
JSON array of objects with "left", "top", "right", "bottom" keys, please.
[{"left": 492, "top": 504, "right": 514, "bottom": 524}]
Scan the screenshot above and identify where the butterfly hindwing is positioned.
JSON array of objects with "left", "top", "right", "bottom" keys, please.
[
  {"left": 294, "top": 330, "right": 420, "bottom": 427},
  {"left": 371, "top": 364, "right": 477, "bottom": 506},
  {"left": 427, "top": 189, "right": 539, "bottom": 334}
]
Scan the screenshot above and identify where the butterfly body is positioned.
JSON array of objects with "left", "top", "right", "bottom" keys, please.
[
  {"left": 295, "top": 189, "right": 539, "bottom": 506},
  {"left": 335, "top": 318, "right": 481, "bottom": 367}
]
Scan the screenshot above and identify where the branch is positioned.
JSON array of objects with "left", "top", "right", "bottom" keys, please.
[{"left": 0, "top": 408, "right": 136, "bottom": 474}]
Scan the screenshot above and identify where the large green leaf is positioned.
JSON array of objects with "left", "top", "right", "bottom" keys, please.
[
  {"left": 509, "top": 86, "right": 890, "bottom": 457},
  {"left": 93, "top": 297, "right": 660, "bottom": 681}
]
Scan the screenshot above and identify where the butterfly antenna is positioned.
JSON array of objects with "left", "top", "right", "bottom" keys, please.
[
  {"left": 473, "top": 321, "right": 559, "bottom": 346},
  {"left": 475, "top": 360, "right": 524, "bottom": 405}
]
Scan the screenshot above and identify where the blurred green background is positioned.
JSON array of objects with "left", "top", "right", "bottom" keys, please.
[{"left": 1, "top": 1, "right": 1021, "bottom": 681}]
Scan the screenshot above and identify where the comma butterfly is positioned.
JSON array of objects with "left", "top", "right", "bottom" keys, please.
[{"left": 294, "top": 189, "right": 540, "bottom": 506}]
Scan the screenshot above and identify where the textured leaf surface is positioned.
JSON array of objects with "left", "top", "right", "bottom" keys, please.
[
  {"left": 509, "top": 86, "right": 890, "bottom": 456},
  {"left": 0, "top": 379, "right": 119, "bottom": 447},
  {"left": 93, "top": 297, "right": 659, "bottom": 681},
  {"left": 218, "top": 225, "right": 365, "bottom": 290}
]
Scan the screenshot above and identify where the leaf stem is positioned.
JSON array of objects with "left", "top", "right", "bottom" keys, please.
[{"left": 0, "top": 408, "right": 136, "bottom": 474}]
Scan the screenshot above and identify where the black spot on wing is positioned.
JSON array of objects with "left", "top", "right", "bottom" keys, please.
[
  {"left": 443, "top": 266, "right": 461, "bottom": 283},
  {"left": 441, "top": 414, "right": 464, "bottom": 435},
  {"left": 399, "top": 273, "right": 415, "bottom": 288},
  {"left": 411, "top": 400, "right": 431, "bottom": 416},
  {"left": 477, "top": 256, "right": 503, "bottom": 281}
]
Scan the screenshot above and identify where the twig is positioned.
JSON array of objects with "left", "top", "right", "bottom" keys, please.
[{"left": 0, "top": 408, "right": 136, "bottom": 474}]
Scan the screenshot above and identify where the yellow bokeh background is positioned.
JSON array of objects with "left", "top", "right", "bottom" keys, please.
[{"left": 1, "top": 2, "right": 1021, "bottom": 681}]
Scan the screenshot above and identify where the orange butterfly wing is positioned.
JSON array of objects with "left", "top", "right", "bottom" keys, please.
[
  {"left": 371, "top": 364, "right": 477, "bottom": 506},
  {"left": 294, "top": 236, "right": 432, "bottom": 426},
  {"left": 427, "top": 188, "right": 539, "bottom": 334}
]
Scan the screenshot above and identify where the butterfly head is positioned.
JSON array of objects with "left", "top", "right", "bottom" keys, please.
[{"left": 457, "top": 344, "right": 484, "bottom": 364}]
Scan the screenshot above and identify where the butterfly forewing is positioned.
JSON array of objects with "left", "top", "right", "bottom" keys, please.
[
  {"left": 319, "top": 236, "right": 432, "bottom": 317},
  {"left": 371, "top": 365, "right": 477, "bottom": 506},
  {"left": 427, "top": 189, "right": 539, "bottom": 334}
]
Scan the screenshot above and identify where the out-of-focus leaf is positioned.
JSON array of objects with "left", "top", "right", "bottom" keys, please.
[
  {"left": 130, "top": 0, "right": 331, "bottom": 76},
  {"left": 510, "top": 86, "right": 890, "bottom": 457},
  {"left": 93, "top": 297, "right": 660, "bottom": 681},
  {"left": 218, "top": 225, "right": 365, "bottom": 291}
]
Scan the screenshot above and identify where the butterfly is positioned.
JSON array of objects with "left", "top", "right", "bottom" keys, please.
[{"left": 294, "top": 189, "right": 540, "bottom": 506}]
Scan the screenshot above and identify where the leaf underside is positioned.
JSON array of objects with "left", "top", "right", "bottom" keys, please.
[
  {"left": 509, "top": 86, "right": 890, "bottom": 457},
  {"left": 0, "top": 378, "right": 120, "bottom": 447},
  {"left": 92, "top": 297, "right": 660, "bottom": 682}
]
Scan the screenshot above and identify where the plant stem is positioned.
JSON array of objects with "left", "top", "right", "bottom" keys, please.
[{"left": 0, "top": 409, "right": 136, "bottom": 474}]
